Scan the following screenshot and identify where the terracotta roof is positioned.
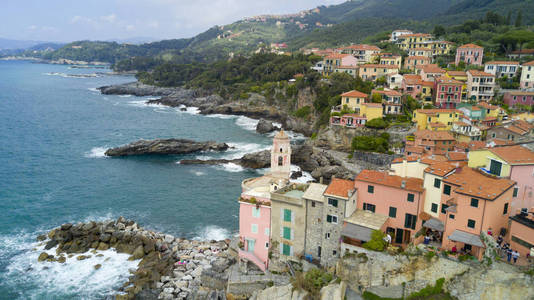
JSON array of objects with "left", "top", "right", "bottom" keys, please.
[
  {"left": 339, "top": 44, "right": 381, "bottom": 51},
  {"left": 425, "top": 161, "right": 457, "bottom": 176},
  {"left": 391, "top": 155, "right": 420, "bottom": 164},
  {"left": 326, "top": 53, "right": 352, "bottom": 59},
  {"left": 422, "top": 64, "right": 446, "bottom": 74},
  {"left": 488, "top": 138, "right": 514, "bottom": 146},
  {"left": 356, "top": 170, "right": 424, "bottom": 193},
  {"left": 521, "top": 60, "right": 534, "bottom": 66},
  {"left": 422, "top": 81, "right": 435, "bottom": 87},
  {"left": 362, "top": 103, "right": 383, "bottom": 108},
  {"left": 458, "top": 43, "right": 483, "bottom": 49},
  {"left": 483, "top": 116, "right": 497, "bottom": 121},
  {"left": 477, "top": 102, "right": 499, "bottom": 110},
  {"left": 341, "top": 90, "right": 368, "bottom": 98},
  {"left": 468, "top": 70, "right": 494, "bottom": 77},
  {"left": 342, "top": 113, "right": 366, "bottom": 119},
  {"left": 429, "top": 122, "right": 447, "bottom": 128},
  {"left": 443, "top": 167, "right": 515, "bottom": 200},
  {"left": 471, "top": 106, "right": 481, "bottom": 111},
  {"left": 447, "top": 71, "right": 467, "bottom": 76},
  {"left": 406, "top": 56, "right": 431, "bottom": 60},
  {"left": 406, "top": 145, "right": 424, "bottom": 154},
  {"left": 503, "top": 124, "right": 530, "bottom": 135},
  {"left": 414, "top": 130, "right": 455, "bottom": 141},
  {"left": 506, "top": 91, "right": 534, "bottom": 96},
  {"left": 514, "top": 119, "right": 534, "bottom": 131},
  {"left": 402, "top": 33, "right": 432, "bottom": 38},
  {"left": 454, "top": 120, "right": 471, "bottom": 126},
  {"left": 485, "top": 61, "right": 519, "bottom": 65},
  {"left": 360, "top": 64, "right": 399, "bottom": 69},
  {"left": 512, "top": 49, "right": 534, "bottom": 55},
  {"left": 372, "top": 89, "right": 402, "bottom": 96},
  {"left": 415, "top": 108, "right": 458, "bottom": 114},
  {"left": 447, "top": 151, "right": 468, "bottom": 161},
  {"left": 488, "top": 145, "right": 534, "bottom": 165},
  {"left": 336, "top": 65, "right": 359, "bottom": 69},
  {"left": 435, "top": 77, "right": 463, "bottom": 85},
  {"left": 324, "top": 178, "right": 354, "bottom": 199},
  {"left": 420, "top": 155, "right": 448, "bottom": 164},
  {"left": 403, "top": 74, "right": 423, "bottom": 85}
]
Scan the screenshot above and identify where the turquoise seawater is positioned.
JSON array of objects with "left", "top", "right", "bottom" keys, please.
[{"left": 0, "top": 61, "right": 285, "bottom": 299}]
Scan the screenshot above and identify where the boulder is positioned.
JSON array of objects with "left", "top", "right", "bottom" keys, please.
[
  {"left": 94, "top": 264, "right": 102, "bottom": 270},
  {"left": 38, "top": 252, "right": 49, "bottom": 262},
  {"left": 256, "top": 119, "right": 278, "bottom": 134},
  {"left": 132, "top": 245, "right": 145, "bottom": 260},
  {"left": 99, "top": 233, "right": 111, "bottom": 242},
  {"left": 105, "top": 139, "right": 229, "bottom": 157},
  {"left": 44, "top": 240, "right": 58, "bottom": 250},
  {"left": 36, "top": 234, "right": 47, "bottom": 241},
  {"left": 76, "top": 255, "right": 90, "bottom": 261},
  {"left": 97, "top": 242, "right": 110, "bottom": 251},
  {"left": 61, "top": 223, "right": 73, "bottom": 230}
]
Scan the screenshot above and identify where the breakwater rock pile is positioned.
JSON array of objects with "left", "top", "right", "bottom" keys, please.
[
  {"left": 37, "top": 218, "right": 235, "bottom": 300},
  {"left": 105, "top": 139, "right": 230, "bottom": 157}
]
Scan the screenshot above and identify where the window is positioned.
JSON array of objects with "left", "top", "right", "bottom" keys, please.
[
  {"left": 328, "top": 198, "right": 338, "bottom": 207},
  {"left": 404, "top": 213, "right": 417, "bottom": 230},
  {"left": 265, "top": 242, "right": 269, "bottom": 248},
  {"left": 489, "top": 159, "right": 502, "bottom": 176},
  {"left": 251, "top": 224, "right": 258, "bottom": 234},
  {"left": 283, "top": 209, "right": 292, "bottom": 222},
  {"left": 368, "top": 185, "right": 374, "bottom": 193},
  {"left": 282, "top": 243, "right": 291, "bottom": 256},
  {"left": 443, "top": 184, "right": 451, "bottom": 195},
  {"left": 449, "top": 214, "right": 455, "bottom": 219},
  {"left": 512, "top": 235, "right": 534, "bottom": 249},
  {"left": 467, "top": 219, "right": 476, "bottom": 229},
  {"left": 265, "top": 228, "right": 270, "bottom": 236},
  {"left": 311, "top": 201, "right": 316, "bottom": 208},
  {"left": 283, "top": 227, "right": 291, "bottom": 240},
  {"left": 333, "top": 250, "right": 337, "bottom": 256},
  {"left": 325, "top": 232, "right": 330, "bottom": 239},
  {"left": 363, "top": 203, "right": 376, "bottom": 213},
  {"left": 278, "top": 156, "right": 283, "bottom": 166},
  {"left": 513, "top": 187, "right": 518, "bottom": 197},
  {"left": 252, "top": 207, "right": 260, "bottom": 218},
  {"left": 407, "top": 193, "right": 414, "bottom": 202},
  {"left": 441, "top": 204, "right": 449, "bottom": 214},
  {"left": 503, "top": 203, "right": 509, "bottom": 215},
  {"left": 470, "top": 198, "right": 479, "bottom": 208},
  {"left": 431, "top": 203, "right": 438, "bottom": 213},
  {"left": 326, "top": 214, "right": 338, "bottom": 223},
  {"left": 389, "top": 207, "right": 397, "bottom": 218}
]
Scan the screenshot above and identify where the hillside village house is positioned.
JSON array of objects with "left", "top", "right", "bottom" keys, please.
[
  {"left": 387, "top": 73, "right": 404, "bottom": 90},
  {"left": 455, "top": 44, "right": 484, "bottom": 66},
  {"left": 484, "top": 61, "right": 519, "bottom": 78},
  {"left": 302, "top": 183, "right": 328, "bottom": 264},
  {"left": 468, "top": 145, "right": 534, "bottom": 213},
  {"left": 440, "top": 167, "right": 515, "bottom": 260},
  {"left": 508, "top": 49, "right": 534, "bottom": 59},
  {"left": 323, "top": 53, "right": 357, "bottom": 76},
  {"left": 337, "top": 44, "right": 381, "bottom": 64},
  {"left": 333, "top": 65, "right": 359, "bottom": 78},
  {"left": 337, "top": 90, "right": 368, "bottom": 112},
  {"left": 434, "top": 77, "right": 463, "bottom": 109},
  {"left": 445, "top": 71, "right": 468, "bottom": 100},
  {"left": 352, "top": 170, "right": 425, "bottom": 245},
  {"left": 330, "top": 90, "right": 383, "bottom": 128},
  {"left": 520, "top": 60, "right": 534, "bottom": 90},
  {"left": 379, "top": 53, "right": 402, "bottom": 68},
  {"left": 238, "top": 130, "right": 292, "bottom": 271},
  {"left": 467, "top": 70, "right": 495, "bottom": 102},
  {"left": 389, "top": 29, "right": 413, "bottom": 42},
  {"left": 487, "top": 119, "right": 534, "bottom": 143},
  {"left": 402, "top": 74, "right": 424, "bottom": 99},
  {"left": 420, "top": 64, "right": 446, "bottom": 82},
  {"left": 405, "top": 56, "right": 431, "bottom": 71},
  {"left": 508, "top": 209, "right": 534, "bottom": 260},
  {"left": 412, "top": 109, "right": 460, "bottom": 131},
  {"left": 409, "top": 48, "right": 433, "bottom": 58},
  {"left": 503, "top": 91, "right": 534, "bottom": 108},
  {"left": 397, "top": 33, "right": 434, "bottom": 51},
  {"left": 408, "top": 130, "right": 456, "bottom": 155},
  {"left": 372, "top": 89, "right": 402, "bottom": 115},
  {"left": 429, "top": 40, "right": 455, "bottom": 56},
  {"left": 450, "top": 120, "right": 483, "bottom": 142},
  {"left": 358, "top": 64, "right": 399, "bottom": 81}
]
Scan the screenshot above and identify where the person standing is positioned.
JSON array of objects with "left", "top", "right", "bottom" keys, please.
[
  {"left": 512, "top": 250, "right": 519, "bottom": 264},
  {"left": 507, "top": 248, "right": 513, "bottom": 262},
  {"left": 496, "top": 235, "right": 503, "bottom": 246}
]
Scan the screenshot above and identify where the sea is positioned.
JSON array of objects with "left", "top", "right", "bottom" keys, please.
[{"left": 0, "top": 60, "right": 310, "bottom": 299}]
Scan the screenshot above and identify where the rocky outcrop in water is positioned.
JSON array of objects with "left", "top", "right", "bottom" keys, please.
[
  {"left": 99, "top": 82, "right": 181, "bottom": 97},
  {"left": 105, "top": 139, "right": 229, "bottom": 157},
  {"left": 38, "top": 218, "right": 235, "bottom": 300},
  {"left": 256, "top": 119, "right": 279, "bottom": 134}
]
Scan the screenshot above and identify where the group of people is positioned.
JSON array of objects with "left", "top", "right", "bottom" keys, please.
[{"left": 496, "top": 234, "right": 520, "bottom": 264}]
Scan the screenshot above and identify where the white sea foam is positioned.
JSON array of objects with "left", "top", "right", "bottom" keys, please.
[
  {"left": 289, "top": 165, "right": 315, "bottom": 184},
  {"left": 235, "top": 116, "right": 259, "bottom": 131},
  {"left": 193, "top": 226, "right": 230, "bottom": 241},
  {"left": 182, "top": 107, "right": 200, "bottom": 115},
  {"left": 119, "top": 95, "right": 132, "bottom": 98},
  {"left": 221, "top": 142, "right": 270, "bottom": 160},
  {"left": 44, "top": 72, "right": 101, "bottom": 78},
  {"left": 87, "top": 87, "right": 99, "bottom": 93},
  {"left": 85, "top": 147, "right": 107, "bottom": 158},
  {"left": 205, "top": 114, "right": 237, "bottom": 120},
  {"left": 0, "top": 233, "right": 139, "bottom": 299},
  {"left": 217, "top": 163, "right": 245, "bottom": 173},
  {"left": 191, "top": 170, "right": 206, "bottom": 176},
  {"left": 194, "top": 155, "right": 212, "bottom": 160}
]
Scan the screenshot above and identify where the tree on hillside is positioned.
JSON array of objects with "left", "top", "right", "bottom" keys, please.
[
  {"left": 433, "top": 25, "right": 446, "bottom": 38},
  {"left": 506, "top": 11, "right": 512, "bottom": 25},
  {"left": 515, "top": 11, "right": 523, "bottom": 27},
  {"left": 493, "top": 30, "right": 534, "bottom": 57}
]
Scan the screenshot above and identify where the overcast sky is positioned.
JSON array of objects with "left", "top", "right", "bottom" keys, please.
[{"left": 1, "top": 0, "right": 346, "bottom": 42}]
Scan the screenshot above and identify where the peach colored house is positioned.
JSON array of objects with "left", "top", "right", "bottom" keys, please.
[
  {"left": 440, "top": 167, "right": 515, "bottom": 259},
  {"left": 358, "top": 64, "right": 399, "bottom": 81},
  {"left": 508, "top": 208, "right": 534, "bottom": 259},
  {"left": 420, "top": 64, "right": 446, "bottom": 82},
  {"left": 405, "top": 56, "right": 432, "bottom": 71},
  {"left": 408, "top": 130, "right": 456, "bottom": 155},
  {"left": 354, "top": 170, "right": 425, "bottom": 245},
  {"left": 455, "top": 43, "right": 484, "bottom": 66},
  {"left": 323, "top": 53, "right": 358, "bottom": 76},
  {"left": 238, "top": 131, "right": 291, "bottom": 271}
]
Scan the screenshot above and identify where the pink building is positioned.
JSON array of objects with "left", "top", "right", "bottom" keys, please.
[
  {"left": 434, "top": 77, "right": 463, "bottom": 108},
  {"left": 238, "top": 131, "right": 291, "bottom": 271},
  {"left": 503, "top": 91, "right": 534, "bottom": 108},
  {"left": 440, "top": 167, "right": 515, "bottom": 259},
  {"left": 354, "top": 170, "right": 425, "bottom": 245},
  {"left": 508, "top": 208, "right": 534, "bottom": 259},
  {"left": 330, "top": 113, "right": 367, "bottom": 128},
  {"left": 455, "top": 44, "right": 484, "bottom": 66}
]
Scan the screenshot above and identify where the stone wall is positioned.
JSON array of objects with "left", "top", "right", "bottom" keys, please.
[
  {"left": 304, "top": 199, "right": 323, "bottom": 260},
  {"left": 320, "top": 196, "right": 346, "bottom": 267},
  {"left": 351, "top": 150, "right": 399, "bottom": 168}
]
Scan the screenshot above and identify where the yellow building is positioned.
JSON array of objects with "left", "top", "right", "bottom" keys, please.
[
  {"left": 412, "top": 109, "right": 460, "bottom": 131},
  {"left": 397, "top": 33, "right": 434, "bottom": 50},
  {"left": 360, "top": 103, "right": 383, "bottom": 121},
  {"left": 379, "top": 54, "right": 402, "bottom": 68},
  {"left": 477, "top": 102, "right": 506, "bottom": 121},
  {"left": 468, "top": 149, "right": 514, "bottom": 177},
  {"left": 339, "top": 90, "right": 368, "bottom": 112},
  {"left": 430, "top": 41, "right": 454, "bottom": 56}
]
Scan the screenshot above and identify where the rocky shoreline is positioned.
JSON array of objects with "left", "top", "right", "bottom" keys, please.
[
  {"left": 37, "top": 217, "right": 236, "bottom": 300},
  {"left": 104, "top": 139, "right": 230, "bottom": 157}
]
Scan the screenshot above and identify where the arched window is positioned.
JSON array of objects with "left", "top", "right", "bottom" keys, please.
[
  {"left": 280, "top": 147, "right": 283, "bottom": 153},
  {"left": 278, "top": 156, "right": 283, "bottom": 166}
]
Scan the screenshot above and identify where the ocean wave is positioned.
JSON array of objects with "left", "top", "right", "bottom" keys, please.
[
  {"left": 0, "top": 232, "right": 138, "bottom": 299},
  {"left": 43, "top": 72, "right": 101, "bottom": 78},
  {"left": 84, "top": 147, "right": 107, "bottom": 158},
  {"left": 205, "top": 114, "right": 237, "bottom": 120},
  {"left": 119, "top": 95, "right": 132, "bottom": 98},
  {"left": 181, "top": 107, "right": 200, "bottom": 115},
  {"left": 235, "top": 116, "right": 259, "bottom": 131},
  {"left": 220, "top": 142, "right": 270, "bottom": 160},
  {"left": 290, "top": 165, "right": 315, "bottom": 184},
  {"left": 193, "top": 226, "right": 230, "bottom": 241},
  {"left": 191, "top": 170, "right": 206, "bottom": 176},
  {"left": 216, "top": 163, "right": 245, "bottom": 173},
  {"left": 87, "top": 87, "right": 99, "bottom": 93},
  {"left": 127, "top": 99, "right": 168, "bottom": 109}
]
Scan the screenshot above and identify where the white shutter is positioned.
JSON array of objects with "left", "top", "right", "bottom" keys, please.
[
  {"left": 280, "top": 226, "right": 283, "bottom": 237},
  {"left": 281, "top": 208, "right": 284, "bottom": 223},
  {"left": 290, "top": 228, "right": 294, "bottom": 240},
  {"left": 291, "top": 210, "right": 295, "bottom": 224},
  {"left": 290, "top": 245, "right": 294, "bottom": 256},
  {"left": 280, "top": 243, "right": 283, "bottom": 254}
]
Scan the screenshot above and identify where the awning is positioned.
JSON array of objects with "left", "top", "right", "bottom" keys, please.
[
  {"left": 423, "top": 218, "right": 444, "bottom": 232},
  {"left": 448, "top": 230, "right": 484, "bottom": 247},
  {"left": 341, "top": 223, "right": 374, "bottom": 242}
]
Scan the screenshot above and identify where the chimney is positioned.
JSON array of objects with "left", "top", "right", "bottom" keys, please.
[{"left": 401, "top": 180, "right": 406, "bottom": 189}]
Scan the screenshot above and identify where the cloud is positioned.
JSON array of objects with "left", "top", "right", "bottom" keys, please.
[{"left": 100, "top": 14, "right": 117, "bottom": 23}]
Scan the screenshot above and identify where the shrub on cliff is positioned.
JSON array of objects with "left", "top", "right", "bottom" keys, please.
[
  {"left": 351, "top": 135, "right": 389, "bottom": 153},
  {"left": 365, "top": 118, "right": 388, "bottom": 129},
  {"left": 293, "top": 106, "right": 312, "bottom": 118},
  {"left": 291, "top": 268, "right": 333, "bottom": 298},
  {"left": 363, "top": 230, "right": 387, "bottom": 251}
]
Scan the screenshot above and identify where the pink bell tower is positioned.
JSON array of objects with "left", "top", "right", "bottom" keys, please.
[{"left": 271, "top": 130, "right": 291, "bottom": 179}]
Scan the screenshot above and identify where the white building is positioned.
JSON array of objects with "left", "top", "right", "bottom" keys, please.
[
  {"left": 467, "top": 70, "right": 495, "bottom": 102},
  {"left": 389, "top": 29, "right": 413, "bottom": 42},
  {"left": 484, "top": 61, "right": 519, "bottom": 79},
  {"left": 520, "top": 60, "right": 534, "bottom": 90}
]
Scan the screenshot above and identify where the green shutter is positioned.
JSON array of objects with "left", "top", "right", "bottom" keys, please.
[
  {"left": 284, "top": 209, "right": 292, "bottom": 222},
  {"left": 407, "top": 193, "right": 414, "bottom": 202},
  {"left": 282, "top": 243, "right": 291, "bottom": 256},
  {"left": 389, "top": 207, "right": 397, "bottom": 218},
  {"left": 434, "top": 178, "right": 441, "bottom": 188},
  {"left": 489, "top": 160, "right": 502, "bottom": 176},
  {"left": 513, "top": 187, "right": 518, "bottom": 197},
  {"left": 431, "top": 203, "right": 438, "bottom": 213},
  {"left": 443, "top": 184, "right": 451, "bottom": 195},
  {"left": 283, "top": 227, "right": 291, "bottom": 240}
]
